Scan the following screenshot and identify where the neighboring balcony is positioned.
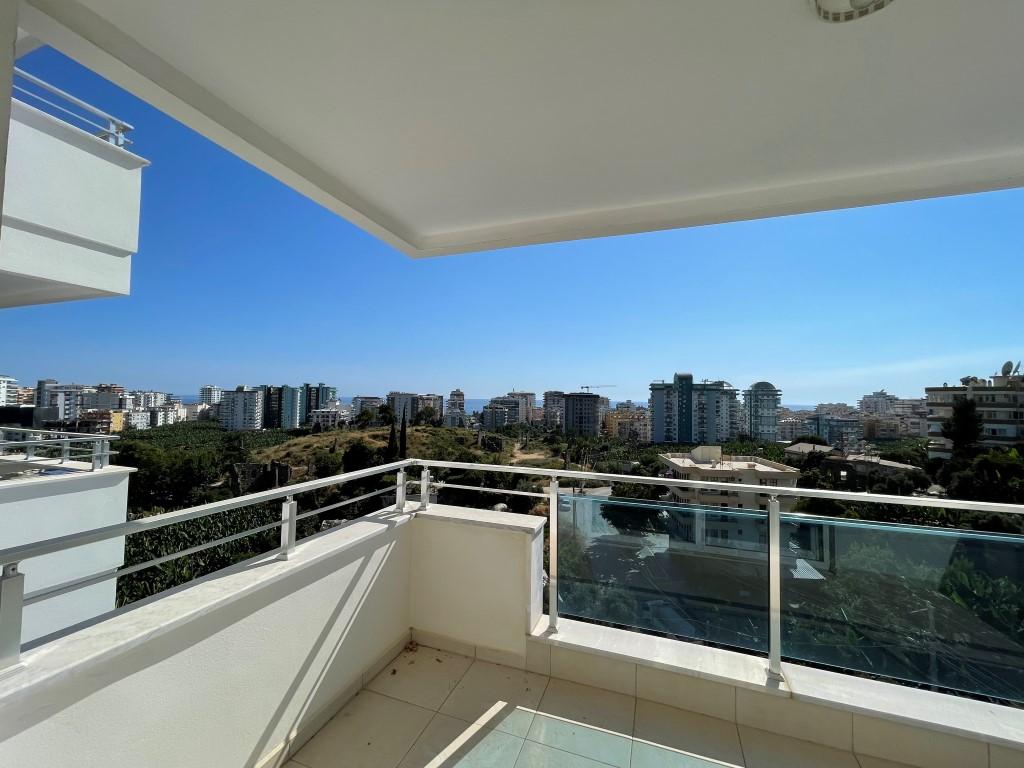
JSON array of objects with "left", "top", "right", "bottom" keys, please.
[
  {"left": 0, "top": 460, "right": 1021, "bottom": 768},
  {"left": 0, "top": 69, "right": 148, "bottom": 308}
]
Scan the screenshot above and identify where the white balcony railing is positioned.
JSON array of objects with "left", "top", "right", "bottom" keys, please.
[
  {"left": 0, "top": 427, "right": 117, "bottom": 476},
  {"left": 0, "top": 457, "right": 1021, "bottom": 706}
]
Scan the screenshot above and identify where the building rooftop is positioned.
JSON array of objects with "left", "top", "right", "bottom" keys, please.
[{"left": 661, "top": 447, "right": 799, "bottom": 475}]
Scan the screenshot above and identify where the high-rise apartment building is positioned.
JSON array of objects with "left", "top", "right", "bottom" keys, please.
[
  {"left": 542, "top": 391, "right": 565, "bottom": 428},
  {"left": 218, "top": 386, "right": 264, "bottom": 431},
  {"left": 804, "top": 413, "right": 861, "bottom": 449},
  {"left": 387, "top": 392, "right": 417, "bottom": 423},
  {"left": 199, "top": 385, "right": 223, "bottom": 405},
  {"left": 649, "top": 373, "right": 741, "bottom": 444},
  {"left": 744, "top": 381, "right": 782, "bottom": 442},
  {"left": 488, "top": 396, "right": 521, "bottom": 424},
  {"left": 507, "top": 392, "right": 536, "bottom": 423},
  {"left": 481, "top": 404, "right": 510, "bottom": 431},
  {"left": 301, "top": 383, "right": 337, "bottom": 423},
  {"left": 447, "top": 389, "right": 465, "bottom": 414},
  {"left": 858, "top": 390, "right": 898, "bottom": 416},
  {"left": 563, "top": 392, "right": 601, "bottom": 436}
]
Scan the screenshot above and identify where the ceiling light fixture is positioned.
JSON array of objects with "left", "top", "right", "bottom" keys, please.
[{"left": 813, "top": 0, "right": 896, "bottom": 23}]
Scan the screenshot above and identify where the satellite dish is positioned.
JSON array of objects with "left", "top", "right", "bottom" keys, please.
[
  {"left": 1002, "top": 360, "right": 1014, "bottom": 376},
  {"left": 1014, "top": 362, "right": 1022, "bottom": 376}
]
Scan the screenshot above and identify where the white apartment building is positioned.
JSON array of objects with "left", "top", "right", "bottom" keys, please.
[
  {"left": 131, "top": 390, "right": 167, "bottom": 409},
  {"left": 507, "top": 391, "right": 536, "bottom": 423},
  {"left": 926, "top": 362, "right": 1024, "bottom": 459},
  {"left": 0, "top": 376, "right": 17, "bottom": 406},
  {"left": 309, "top": 404, "right": 351, "bottom": 430},
  {"left": 387, "top": 392, "right": 417, "bottom": 423},
  {"left": 218, "top": 386, "right": 264, "bottom": 431},
  {"left": 184, "top": 402, "right": 211, "bottom": 421},
  {"left": 125, "top": 410, "right": 152, "bottom": 431},
  {"left": 660, "top": 445, "right": 801, "bottom": 512},
  {"left": 198, "top": 385, "right": 222, "bottom": 405}
]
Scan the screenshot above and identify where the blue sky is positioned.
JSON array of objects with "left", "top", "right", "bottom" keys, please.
[{"left": 3, "top": 47, "right": 1021, "bottom": 404}]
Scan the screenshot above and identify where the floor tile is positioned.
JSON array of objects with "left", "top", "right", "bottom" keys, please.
[
  {"left": 534, "top": 678, "right": 636, "bottom": 734},
  {"left": 367, "top": 647, "right": 474, "bottom": 710},
  {"left": 397, "top": 713, "right": 525, "bottom": 768},
  {"left": 631, "top": 740, "right": 740, "bottom": 768},
  {"left": 633, "top": 699, "right": 744, "bottom": 766},
  {"left": 515, "top": 741, "right": 614, "bottom": 768},
  {"left": 292, "top": 689, "right": 433, "bottom": 768},
  {"left": 739, "top": 726, "right": 859, "bottom": 768},
  {"left": 440, "top": 660, "right": 549, "bottom": 737}
]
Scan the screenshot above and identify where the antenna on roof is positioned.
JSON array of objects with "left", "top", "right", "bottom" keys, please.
[{"left": 1001, "top": 360, "right": 1014, "bottom": 376}]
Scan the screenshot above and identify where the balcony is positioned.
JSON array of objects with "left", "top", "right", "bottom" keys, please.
[
  {"left": 0, "top": 459, "right": 1021, "bottom": 767},
  {"left": 0, "top": 68, "right": 147, "bottom": 308}
]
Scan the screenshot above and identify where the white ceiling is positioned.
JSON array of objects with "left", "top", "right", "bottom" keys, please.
[{"left": 20, "top": 1, "right": 1024, "bottom": 256}]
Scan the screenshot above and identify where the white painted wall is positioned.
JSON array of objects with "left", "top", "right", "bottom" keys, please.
[
  {"left": 0, "top": 510, "right": 414, "bottom": 768},
  {"left": 410, "top": 505, "right": 545, "bottom": 658},
  {"left": 0, "top": 100, "right": 148, "bottom": 307},
  {"left": 0, "top": 465, "right": 133, "bottom": 643}
]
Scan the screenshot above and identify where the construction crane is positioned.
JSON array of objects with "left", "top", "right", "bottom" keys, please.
[{"left": 579, "top": 384, "right": 616, "bottom": 392}]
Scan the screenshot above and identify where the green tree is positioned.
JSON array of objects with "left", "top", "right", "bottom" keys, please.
[
  {"left": 399, "top": 411, "right": 408, "bottom": 459},
  {"left": 792, "top": 434, "right": 828, "bottom": 446},
  {"left": 384, "top": 420, "right": 398, "bottom": 459},
  {"left": 942, "top": 398, "right": 983, "bottom": 454}
]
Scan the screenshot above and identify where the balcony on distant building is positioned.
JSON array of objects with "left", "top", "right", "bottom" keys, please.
[
  {"left": 0, "top": 458, "right": 1021, "bottom": 768},
  {"left": 0, "top": 67, "right": 147, "bottom": 308}
]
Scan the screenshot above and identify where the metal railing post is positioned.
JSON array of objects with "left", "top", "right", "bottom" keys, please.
[
  {"left": 418, "top": 468, "right": 431, "bottom": 511},
  {"left": 60, "top": 439, "right": 70, "bottom": 463},
  {"left": 0, "top": 563, "right": 25, "bottom": 673},
  {"left": 279, "top": 496, "right": 297, "bottom": 561},
  {"left": 767, "top": 495, "right": 783, "bottom": 682},
  {"left": 548, "top": 478, "right": 559, "bottom": 633},
  {"left": 396, "top": 468, "right": 407, "bottom": 511},
  {"left": 91, "top": 440, "right": 102, "bottom": 471}
]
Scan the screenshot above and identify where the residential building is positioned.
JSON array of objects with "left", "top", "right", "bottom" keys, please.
[
  {"left": 783, "top": 442, "right": 835, "bottom": 461},
  {"left": 542, "top": 391, "right": 565, "bottom": 429},
  {"left": 125, "top": 410, "right": 152, "bottom": 430},
  {"left": 597, "top": 396, "right": 611, "bottom": 428},
  {"left": 184, "top": 402, "right": 211, "bottom": 422},
  {"left": 309, "top": 404, "right": 351, "bottom": 430},
  {"left": 822, "top": 453, "right": 925, "bottom": 487},
  {"left": 131, "top": 390, "right": 168, "bottom": 409},
  {"left": 480, "top": 404, "right": 510, "bottom": 432},
  {"left": 0, "top": 376, "right": 17, "bottom": 406},
  {"left": 507, "top": 391, "right": 536, "bottom": 423},
  {"left": 744, "top": 381, "right": 782, "bottom": 442},
  {"left": 926, "top": 362, "right": 1024, "bottom": 459},
  {"left": 803, "top": 413, "right": 861, "bottom": 450},
  {"left": 33, "top": 378, "right": 57, "bottom": 407},
  {"left": 414, "top": 394, "right": 444, "bottom": 419},
  {"left": 15, "top": 386, "right": 34, "bottom": 405},
  {"left": 564, "top": 392, "right": 601, "bottom": 436},
  {"left": 488, "top": 396, "right": 521, "bottom": 424},
  {"left": 649, "top": 373, "right": 742, "bottom": 444},
  {"left": 446, "top": 389, "right": 465, "bottom": 415},
  {"left": 199, "top": 385, "right": 222, "bottom": 405},
  {"left": 604, "top": 406, "right": 650, "bottom": 442},
  {"left": 858, "top": 390, "right": 898, "bottom": 416},
  {"left": 814, "top": 402, "right": 858, "bottom": 418},
  {"left": 279, "top": 385, "right": 304, "bottom": 430},
  {"left": 301, "top": 383, "right": 337, "bottom": 423},
  {"left": 387, "top": 392, "right": 417, "bottom": 424},
  {"left": 778, "top": 417, "right": 807, "bottom": 442},
  {"left": 352, "top": 396, "right": 383, "bottom": 415},
  {"left": 218, "top": 386, "right": 264, "bottom": 431},
  {"left": 659, "top": 445, "right": 801, "bottom": 512}
]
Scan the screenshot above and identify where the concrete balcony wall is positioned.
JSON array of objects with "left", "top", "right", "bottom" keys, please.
[
  {"left": 0, "top": 464, "right": 133, "bottom": 643},
  {"left": 0, "top": 509, "right": 414, "bottom": 768},
  {"left": 0, "top": 100, "right": 148, "bottom": 307}
]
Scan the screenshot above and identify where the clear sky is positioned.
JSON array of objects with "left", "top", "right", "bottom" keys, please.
[{"left": 3, "top": 47, "right": 1021, "bottom": 405}]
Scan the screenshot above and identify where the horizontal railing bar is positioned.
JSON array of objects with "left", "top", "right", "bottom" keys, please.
[
  {"left": 416, "top": 459, "right": 1024, "bottom": 516},
  {"left": 435, "top": 482, "right": 548, "bottom": 499},
  {"left": 0, "top": 459, "right": 415, "bottom": 564},
  {"left": 293, "top": 486, "right": 393, "bottom": 522},
  {"left": 12, "top": 85, "right": 116, "bottom": 135},
  {"left": 23, "top": 519, "right": 286, "bottom": 606},
  {"left": 14, "top": 67, "right": 133, "bottom": 129},
  {"left": 0, "top": 427, "right": 120, "bottom": 440}
]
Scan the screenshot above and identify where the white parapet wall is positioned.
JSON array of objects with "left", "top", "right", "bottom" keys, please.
[
  {"left": 0, "top": 100, "right": 148, "bottom": 307},
  {"left": 410, "top": 504, "right": 545, "bottom": 664},
  {"left": 0, "top": 464, "right": 133, "bottom": 643},
  {"left": 0, "top": 508, "right": 414, "bottom": 768}
]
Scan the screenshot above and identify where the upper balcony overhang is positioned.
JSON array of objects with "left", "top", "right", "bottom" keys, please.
[
  {"left": 17, "top": 0, "right": 1024, "bottom": 257},
  {"left": 0, "top": 97, "right": 148, "bottom": 307}
]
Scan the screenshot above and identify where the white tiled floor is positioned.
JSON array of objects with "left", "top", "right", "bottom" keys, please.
[{"left": 288, "top": 645, "right": 914, "bottom": 768}]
